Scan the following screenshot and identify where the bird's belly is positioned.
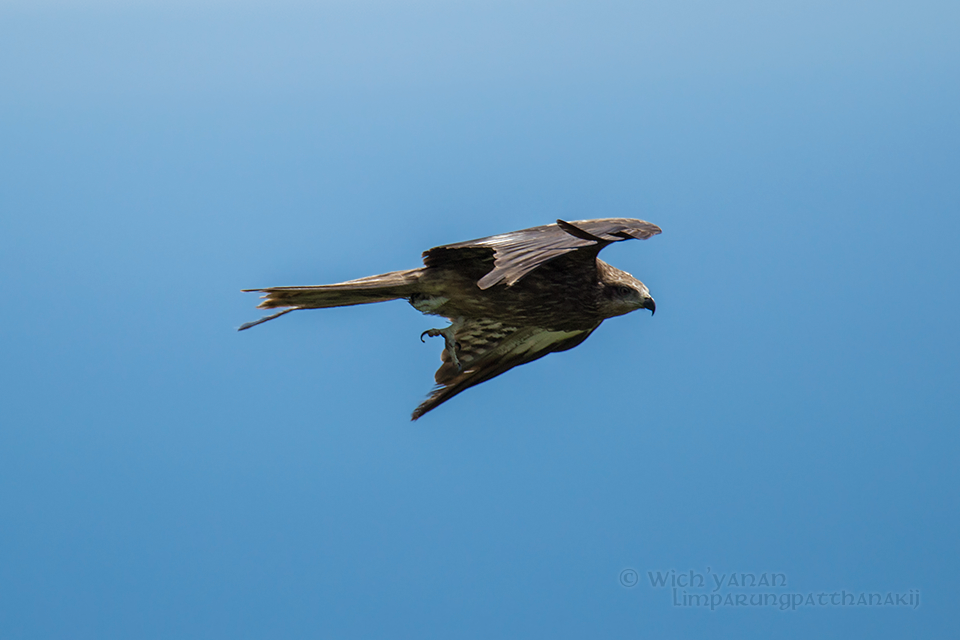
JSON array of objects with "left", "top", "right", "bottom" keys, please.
[
  {"left": 409, "top": 295, "right": 450, "bottom": 314},
  {"left": 410, "top": 288, "right": 598, "bottom": 331}
]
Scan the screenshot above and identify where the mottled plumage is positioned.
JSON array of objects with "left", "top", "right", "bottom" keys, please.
[{"left": 241, "top": 218, "right": 661, "bottom": 419}]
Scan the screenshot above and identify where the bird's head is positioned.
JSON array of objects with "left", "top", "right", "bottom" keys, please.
[{"left": 597, "top": 263, "right": 656, "bottom": 319}]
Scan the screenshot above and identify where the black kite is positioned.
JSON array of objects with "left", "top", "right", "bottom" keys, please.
[{"left": 241, "top": 218, "right": 661, "bottom": 419}]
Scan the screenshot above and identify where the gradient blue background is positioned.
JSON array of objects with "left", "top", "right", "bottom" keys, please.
[{"left": 1, "top": 1, "right": 958, "bottom": 637}]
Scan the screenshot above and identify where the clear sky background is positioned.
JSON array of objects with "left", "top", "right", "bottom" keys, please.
[{"left": 1, "top": 1, "right": 958, "bottom": 638}]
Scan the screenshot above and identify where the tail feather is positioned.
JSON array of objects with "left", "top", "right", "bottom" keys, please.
[
  {"left": 238, "top": 308, "right": 296, "bottom": 331},
  {"left": 239, "top": 268, "right": 423, "bottom": 331}
]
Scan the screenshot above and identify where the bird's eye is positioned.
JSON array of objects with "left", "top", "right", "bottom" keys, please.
[{"left": 617, "top": 286, "right": 633, "bottom": 296}]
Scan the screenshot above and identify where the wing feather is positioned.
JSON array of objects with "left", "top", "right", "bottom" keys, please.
[
  {"left": 412, "top": 318, "right": 596, "bottom": 420},
  {"left": 423, "top": 218, "right": 661, "bottom": 289}
]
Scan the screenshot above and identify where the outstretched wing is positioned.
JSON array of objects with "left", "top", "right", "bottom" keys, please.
[
  {"left": 412, "top": 318, "right": 597, "bottom": 420},
  {"left": 423, "top": 218, "right": 661, "bottom": 290}
]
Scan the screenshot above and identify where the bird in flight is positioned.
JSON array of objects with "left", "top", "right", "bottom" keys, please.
[{"left": 241, "top": 218, "right": 661, "bottom": 420}]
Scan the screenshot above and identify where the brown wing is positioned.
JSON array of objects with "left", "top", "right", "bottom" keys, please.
[
  {"left": 423, "top": 218, "right": 661, "bottom": 290},
  {"left": 411, "top": 318, "right": 597, "bottom": 420}
]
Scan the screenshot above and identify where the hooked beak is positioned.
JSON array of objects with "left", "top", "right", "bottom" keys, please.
[{"left": 641, "top": 296, "right": 656, "bottom": 316}]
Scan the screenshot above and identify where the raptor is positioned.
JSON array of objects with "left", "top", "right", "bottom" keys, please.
[{"left": 241, "top": 218, "right": 661, "bottom": 419}]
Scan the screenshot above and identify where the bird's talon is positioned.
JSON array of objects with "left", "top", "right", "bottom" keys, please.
[
  {"left": 421, "top": 324, "right": 464, "bottom": 370},
  {"left": 421, "top": 328, "right": 442, "bottom": 342}
]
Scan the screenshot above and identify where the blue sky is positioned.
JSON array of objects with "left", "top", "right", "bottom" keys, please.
[{"left": 1, "top": 1, "right": 958, "bottom": 638}]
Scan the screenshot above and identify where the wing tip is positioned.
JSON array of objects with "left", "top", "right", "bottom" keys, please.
[
  {"left": 410, "top": 402, "right": 430, "bottom": 421},
  {"left": 556, "top": 219, "right": 605, "bottom": 242},
  {"left": 565, "top": 217, "right": 663, "bottom": 240}
]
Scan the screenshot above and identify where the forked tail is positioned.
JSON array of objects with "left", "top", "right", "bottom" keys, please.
[{"left": 239, "top": 268, "right": 423, "bottom": 331}]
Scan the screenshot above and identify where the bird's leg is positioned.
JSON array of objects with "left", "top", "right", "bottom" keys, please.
[{"left": 420, "top": 318, "right": 464, "bottom": 371}]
